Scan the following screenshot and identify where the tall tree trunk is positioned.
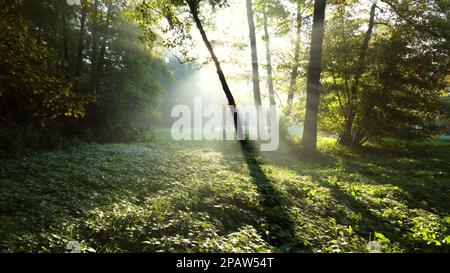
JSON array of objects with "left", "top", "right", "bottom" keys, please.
[
  {"left": 59, "top": 2, "right": 69, "bottom": 80},
  {"left": 86, "top": 0, "right": 111, "bottom": 133},
  {"left": 74, "top": 1, "right": 88, "bottom": 81},
  {"left": 90, "top": 0, "right": 100, "bottom": 92},
  {"left": 302, "top": 0, "right": 327, "bottom": 153},
  {"left": 186, "top": 0, "right": 243, "bottom": 137},
  {"left": 61, "top": 4, "right": 69, "bottom": 63},
  {"left": 287, "top": 0, "right": 303, "bottom": 113},
  {"left": 246, "top": 0, "right": 261, "bottom": 106},
  {"left": 339, "top": 3, "right": 376, "bottom": 146},
  {"left": 263, "top": 10, "right": 276, "bottom": 106},
  {"left": 96, "top": 0, "right": 112, "bottom": 83}
]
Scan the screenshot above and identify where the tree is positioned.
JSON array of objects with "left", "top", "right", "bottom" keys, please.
[
  {"left": 74, "top": 1, "right": 88, "bottom": 82},
  {"left": 254, "top": 0, "right": 290, "bottom": 106},
  {"left": 90, "top": 0, "right": 100, "bottom": 91},
  {"left": 338, "top": 3, "right": 376, "bottom": 146},
  {"left": 381, "top": 0, "right": 449, "bottom": 48},
  {"left": 319, "top": 0, "right": 449, "bottom": 145},
  {"left": 302, "top": 0, "right": 327, "bottom": 153},
  {"left": 185, "top": 0, "right": 243, "bottom": 137},
  {"left": 0, "top": 2, "right": 88, "bottom": 124},
  {"left": 287, "top": 0, "right": 306, "bottom": 113},
  {"left": 246, "top": 0, "right": 262, "bottom": 106},
  {"left": 262, "top": 8, "right": 276, "bottom": 106},
  {"left": 1, "top": 0, "right": 169, "bottom": 147}
]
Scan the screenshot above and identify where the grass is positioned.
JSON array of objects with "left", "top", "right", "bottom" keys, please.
[{"left": 0, "top": 129, "right": 449, "bottom": 253}]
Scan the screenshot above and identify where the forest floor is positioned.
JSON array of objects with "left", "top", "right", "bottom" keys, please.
[{"left": 0, "top": 129, "right": 449, "bottom": 253}]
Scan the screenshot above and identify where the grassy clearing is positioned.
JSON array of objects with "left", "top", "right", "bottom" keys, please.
[{"left": 0, "top": 130, "right": 449, "bottom": 253}]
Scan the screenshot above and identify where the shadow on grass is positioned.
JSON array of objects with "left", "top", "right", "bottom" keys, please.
[
  {"left": 261, "top": 150, "right": 410, "bottom": 249},
  {"left": 279, "top": 135, "right": 450, "bottom": 216},
  {"left": 318, "top": 142, "right": 450, "bottom": 216},
  {"left": 312, "top": 175, "right": 410, "bottom": 247},
  {"left": 339, "top": 158, "right": 450, "bottom": 216},
  {"left": 239, "top": 140, "right": 307, "bottom": 252},
  {"left": 263, "top": 139, "right": 450, "bottom": 251}
]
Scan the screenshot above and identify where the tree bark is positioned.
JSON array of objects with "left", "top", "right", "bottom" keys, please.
[
  {"left": 246, "top": 0, "right": 262, "bottom": 106},
  {"left": 263, "top": 10, "right": 276, "bottom": 106},
  {"left": 339, "top": 4, "right": 376, "bottom": 146},
  {"left": 74, "top": 1, "right": 88, "bottom": 80},
  {"left": 96, "top": 0, "right": 112, "bottom": 83},
  {"left": 59, "top": 1, "right": 69, "bottom": 79},
  {"left": 90, "top": 0, "right": 100, "bottom": 92},
  {"left": 287, "top": 0, "right": 303, "bottom": 113},
  {"left": 186, "top": 0, "right": 243, "bottom": 137},
  {"left": 61, "top": 4, "right": 69, "bottom": 63},
  {"left": 302, "top": 0, "right": 327, "bottom": 153}
]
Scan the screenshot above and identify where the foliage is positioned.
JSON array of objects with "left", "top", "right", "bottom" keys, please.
[
  {"left": 316, "top": 1, "right": 449, "bottom": 145},
  {"left": 1, "top": 0, "right": 450, "bottom": 255},
  {"left": 0, "top": 0, "right": 170, "bottom": 156},
  {"left": 1, "top": 131, "right": 449, "bottom": 253},
  {"left": 0, "top": 4, "right": 89, "bottom": 124}
]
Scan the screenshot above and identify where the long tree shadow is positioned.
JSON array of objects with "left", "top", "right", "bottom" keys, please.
[
  {"left": 311, "top": 175, "right": 411, "bottom": 247},
  {"left": 337, "top": 157, "right": 450, "bottom": 216},
  {"left": 259, "top": 150, "right": 411, "bottom": 249},
  {"left": 272, "top": 148, "right": 413, "bottom": 248},
  {"left": 239, "top": 140, "right": 307, "bottom": 252},
  {"left": 243, "top": 136, "right": 450, "bottom": 251}
]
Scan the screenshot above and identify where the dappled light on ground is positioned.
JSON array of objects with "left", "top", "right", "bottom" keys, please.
[{"left": 0, "top": 131, "right": 449, "bottom": 253}]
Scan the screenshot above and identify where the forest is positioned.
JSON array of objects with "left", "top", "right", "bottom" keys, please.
[{"left": 0, "top": 0, "right": 449, "bottom": 254}]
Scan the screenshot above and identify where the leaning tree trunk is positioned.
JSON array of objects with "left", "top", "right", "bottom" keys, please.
[
  {"left": 186, "top": 0, "right": 244, "bottom": 138},
  {"left": 246, "top": 0, "right": 262, "bottom": 106},
  {"left": 263, "top": 10, "right": 276, "bottom": 106},
  {"left": 302, "top": 0, "right": 327, "bottom": 153},
  {"left": 339, "top": 3, "right": 376, "bottom": 146},
  {"left": 286, "top": 0, "right": 303, "bottom": 114}
]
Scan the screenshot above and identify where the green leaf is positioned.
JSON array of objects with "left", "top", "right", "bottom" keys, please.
[
  {"left": 374, "top": 232, "right": 390, "bottom": 243},
  {"left": 444, "top": 235, "right": 450, "bottom": 244}
]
